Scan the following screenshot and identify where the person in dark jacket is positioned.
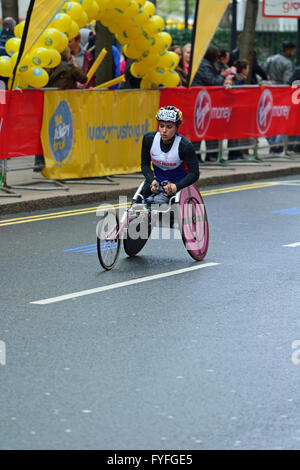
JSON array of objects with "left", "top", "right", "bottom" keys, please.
[
  {"left": 229, "top": 48, "right": 267, "bottom": 84},
  {"left": 46, "top": 47, "right": 87, "bottom": 89},
  {"left": 0, "top": 17, "right": 16, "bottom": 88}
]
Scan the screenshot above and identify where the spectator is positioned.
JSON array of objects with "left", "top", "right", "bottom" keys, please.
[
  {"left": 229, "top": 42, "right": 267, "bottom": 84},
  {"left": 79, "top": 27, "right": 93, "bottom": 49},
  {"left": 182, "top": 43, "right": 191, "bottom": 76},
  {"left": 191, "top": 45, "right": 236, "bottom": 162},
  {"left": 264, "top": 41, "right": 296, "bottom": 154},
  {"left": 233, "top": 59, "right": 249, "bottom": 85},
  {"left": 170, "top": 44, "right": 187, "bottom": 86},
  {"left": 265, "top": 41, "right": 296, "bottom": 85},
  {"left": 0, "top": 17, "right": 16, "bottom": 56},
  {"left": 69, "top": 33, "right": 86, "bottom": 68},
  {"left": 228, "top": 59, "right": 250, "bottom": 160},
  {"left": 0, "top": 17, "right": 16, "bottom": 89},
  {"left": 46, "top": 46, "right": 87, "bottom": 89},
  {"left": 216, "top": 48, "right": 230, "bottom": 74}
]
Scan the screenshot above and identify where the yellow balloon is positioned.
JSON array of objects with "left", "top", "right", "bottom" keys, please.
[
  {"left": 14, "top": 21, "right": 25, "bottom": 39},
  {"left": 110, "top": 0, "right": 131, "bottom": 7},
  {"left": 16, "top": 55, "right": 31, "bottom": 75},
  {"left": 26, "top": 67, "right": 49, "bottom": 88},
  {"left": 123, "top": 43, "right": 143, "bottom": 59},
  {"left": 5, "top": 37, "right": 21, "bottom": 57},
  {"left": 143, "top": 1, "right": 155, "bottom": 16},
  {"left": 98, "top": 10, "right": 111, "bottom": 27},
  {"left": 123, "top": 1, "right": 140, "bottom": 19},
  {"left": 133, "top": 9, "right": 149, "bottom": 26},
  {"left": 152, "top": 31, "right": 171, "bottom": 53},
  {"left": 37, "top": 28, "right": 63, "bottom": 49},
  {"left": 9, "top": 52, "right": 19, "bottom": 71},
  {"left": 45, "top": 49, "right": 61, "bottom": 68},
  {"left": 108, "top": 22, "right": 120, "bottom": 35},
  {"left": 148, "top": 67, "right": 166, "bottom": 85},
  {"left": 61, "top": 2, "right": 83, "bottom": 22},
  {"left": 76, "top": 10, "right": 89, "bottom": 28},
  {"left": 160, "top": 70, "right": 180, "bottom": 88},
  {"left": 123, "top": 25, "right": 141, "bottom": 40},
  {"left": 157, "top": 51, "right": 179, "bottom": 69},
  {"left": 142, "top": 18, "right": 159, "bottom": 37},
  {"left": 130, "top": 60, "right": 151, "bottom": 78},
  {"left": 139, "top": 50, "right": 157, "bottom": 66},
  {"left": 68, "top": 20, "right": 80, "bottom": 39},
  {"left": 137, "top": 0, "right": 146, "bottom": 6},
  {"left": 151, "top": 15, "right": 164, "bottom": 32},
  {"left": 57, "top": 32, "right": 69, "bottom": 52},
  {"left": 86, "top": 0, "right": 100, "bottom": 18},
  {"left": 140, "top": 76, "right": 154, "bottom": 88},
  {"left": 50, "top": 13, "right": 72, "bottom": 34},
  {"left": 29, "top": 47, "right": 52, "bottom": 67},
  {"left": 0, "top": 56, "right": 12, "bottom": 77},
  {"left": 115, "top": 32, "right": 129, "bottom": 45}
]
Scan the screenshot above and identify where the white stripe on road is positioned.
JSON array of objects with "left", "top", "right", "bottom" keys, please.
[
  {"left": 31, "top": 262, "right": 220, "bottom": 305},
  {"left": 283, "top": 242, "right": 300, "bottom": 248}
]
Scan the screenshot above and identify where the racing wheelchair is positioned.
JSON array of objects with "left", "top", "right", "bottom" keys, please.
[{"left": 96, "top": 181, "right": 209, "bottom": 271}]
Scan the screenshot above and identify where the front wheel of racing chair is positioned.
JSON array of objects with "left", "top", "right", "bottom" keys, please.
[{"left": 123, "top": 181, "right": 152, "bottom": 257}]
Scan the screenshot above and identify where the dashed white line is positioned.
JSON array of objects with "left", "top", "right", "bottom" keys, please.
[
  {"left": 30, "top": 262, "right": 220, "bottom": 305},
  {"left": 283, "top": 242, "right": 300, "bottom": 248}
]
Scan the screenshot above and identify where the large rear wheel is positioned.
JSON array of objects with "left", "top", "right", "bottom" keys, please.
[{"left": 179, "top": 186, "right": 209, "bottom": 261}]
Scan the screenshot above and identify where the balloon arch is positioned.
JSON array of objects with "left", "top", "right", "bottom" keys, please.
[{"left": 0, "top": 0, "right": 180, "bottom": 89}]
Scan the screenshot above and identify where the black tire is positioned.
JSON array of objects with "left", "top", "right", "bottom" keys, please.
[
  {"left": 123, "top": 213, "right": 151, "bottom": 257},
  {"left": 97, "top": 212, "right": 121, "bottom": 270}
]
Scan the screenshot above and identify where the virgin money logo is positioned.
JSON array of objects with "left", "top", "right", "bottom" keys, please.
[
  {"left": 194, "top": 90, "right": 212, "bottom": 138},
  {"left": 257, "top": 89, "right": 273, "bottom": 135}
]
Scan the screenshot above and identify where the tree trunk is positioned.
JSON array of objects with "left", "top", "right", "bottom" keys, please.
[
  {"left": 95, "top": 22, "right": 113, "bottom": 86},
  {"left": 239, "top": 0, "right": 259, "bottom": 84},
  {"left": 1, "top": 0, "right": 19, "bottom": 23}
]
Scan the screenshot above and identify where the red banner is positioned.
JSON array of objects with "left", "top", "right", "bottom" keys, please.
[
  {"left": 159, "top": 86, "right": 300, "bottom": 141},
  {"left": 0, "top": 90, "right": 44, "bottom": 159},
  {"left": 1, "top": 86, "right": 300, "bottom": 160}
]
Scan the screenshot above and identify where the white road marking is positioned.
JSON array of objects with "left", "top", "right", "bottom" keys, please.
[
  {"left": 31, "top": 262, "right": 220, "bottom": 305},
  {"left": 283, "top": 242, "right": 300, "bottom": 248}
]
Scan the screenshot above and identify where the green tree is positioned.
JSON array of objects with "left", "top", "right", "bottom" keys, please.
[
  {"left": 1, "top": 0, "right": 19, "bottom": 23},
  {"left": 95, "top": 22, "right": 113, "bottom": 86},
  {"left": 239, "top": 0, "right": 259, "bottom": 84}
]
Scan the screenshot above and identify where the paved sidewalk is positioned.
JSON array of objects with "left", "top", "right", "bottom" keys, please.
[{"left": 1, "top": 154, "right": 300, "bottom": 215}]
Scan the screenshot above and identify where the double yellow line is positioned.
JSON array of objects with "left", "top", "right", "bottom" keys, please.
[{"left": 0, "top": 181, "right": 279, "bottom": 227}]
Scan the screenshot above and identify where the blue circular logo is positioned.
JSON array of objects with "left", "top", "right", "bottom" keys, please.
[{"left": 49, "top": 101, "right": 73, "bottom": 163}]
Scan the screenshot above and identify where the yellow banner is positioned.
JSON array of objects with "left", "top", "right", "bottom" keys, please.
[
  {"left": 188, "top": 0, "right": 230, "bottom": 86},
  {"left": 41, "top": 90, "right": 160, "bottom": 179},
  {"left": 22, "top": 0, "right": 65, "bottom": 58}
]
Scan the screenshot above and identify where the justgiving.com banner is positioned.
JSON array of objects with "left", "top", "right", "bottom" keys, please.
[{"left": 41, "top": 89, "right": 160, "bottom": 179}]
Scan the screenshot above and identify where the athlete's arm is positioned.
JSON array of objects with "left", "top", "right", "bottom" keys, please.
[
  {"left": 141, "top": 133, "right": 156, "bottom": 183},
  {"left": 175, "top": 138, "right": 200, "bottom": 191}
]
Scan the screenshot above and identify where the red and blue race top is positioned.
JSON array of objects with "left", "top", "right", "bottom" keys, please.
[{"left": 141, "top": 131, "right": 199, "bottom": 191}]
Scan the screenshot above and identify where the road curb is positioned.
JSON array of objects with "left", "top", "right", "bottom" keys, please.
[{"left": 1, "top": 165, "right": 300, "bottom": 215}]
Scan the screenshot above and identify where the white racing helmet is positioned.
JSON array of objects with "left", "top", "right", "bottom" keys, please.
[{"left": 155, "top": 106, "right": 183, "bottom": 124}]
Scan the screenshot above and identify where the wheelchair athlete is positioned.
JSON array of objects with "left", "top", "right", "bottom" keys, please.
[{"left": 141, "top": 106, "right": 200, "bottom": 205}]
